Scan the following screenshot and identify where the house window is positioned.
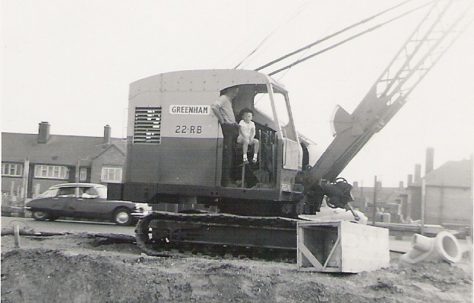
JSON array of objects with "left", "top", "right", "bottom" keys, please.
[
  {"left": 79, "top": 168, "right": 88, "bottom": 182},
  {"left": 134, "top": 107, "right": 162, "bottom": 144},
  {"left": 101, "top": 167, "right": 122, "bottom": 183},
  {"left": 34, "top": 165, "right": 69, "bottom": 179},
  {"left": 1, "top": 163, "right": 23, "bottom": 177}
]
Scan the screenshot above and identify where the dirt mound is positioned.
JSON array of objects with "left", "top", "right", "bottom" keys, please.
[{"left": 1, "top": 234, "right": 472, "bottom": 303}]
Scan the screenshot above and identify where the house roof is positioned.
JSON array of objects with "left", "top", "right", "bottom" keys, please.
[
  {"left": 352, "top": 186, "right": 406, "bottom": 203},
  {"left": 92, "top": 143, "right": 126, "bottom": 160},
  {"left": 1, "top": 132, "right": 127, "bottom": 166},
  {"left": 425, "top": 159, "right": 472, "bottom": 188}
]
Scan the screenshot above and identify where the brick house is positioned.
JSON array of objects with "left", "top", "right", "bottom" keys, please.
[
  {"left": 408, "top": 158, "right": 473, "bottom": 226},
  {"left": 351, "top": 182, "right": 407, "bottom": 223},
  {"left": 1, "top": 122, "right": 126, "bottom": 202}
]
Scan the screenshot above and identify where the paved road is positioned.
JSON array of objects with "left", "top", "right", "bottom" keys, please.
[{"left": 1, "top": 216, "right": 135, "bottom": 236}]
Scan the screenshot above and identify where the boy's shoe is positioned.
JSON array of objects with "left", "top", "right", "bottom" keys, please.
[
  {"left": 252, "top": 155, "right": 258, "bottom": 163},
  {"left": 243, "top": 157, "right": 249, "bottom": 164}
]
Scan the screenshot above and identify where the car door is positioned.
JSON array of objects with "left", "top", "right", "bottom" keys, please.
[
  {"left": 68, "top": 186, "right": 111, "bottom": 219},
  {"left": 55, "top": 186, "right": 81, "bottom": 218}
]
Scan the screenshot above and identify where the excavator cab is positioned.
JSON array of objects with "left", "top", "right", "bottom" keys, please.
[
  {"left": 117, "top": 69, "right": 305, "bottom": 216},
  {"left": 220, "top": 83, "right": 301, "bottom": 189}
]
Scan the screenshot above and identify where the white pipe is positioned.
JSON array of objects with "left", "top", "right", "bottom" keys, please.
[{"left": 400, "top": 231, "right": 462, "bottom": 264}]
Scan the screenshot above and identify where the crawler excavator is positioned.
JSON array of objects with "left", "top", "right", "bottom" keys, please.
[{"left": 107, "top": 0, "right": 472, "bottom": 257}]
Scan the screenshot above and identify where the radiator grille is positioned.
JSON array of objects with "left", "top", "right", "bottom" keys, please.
[{"left": 133, "top": 107, "right": 162, "bottom": 144}]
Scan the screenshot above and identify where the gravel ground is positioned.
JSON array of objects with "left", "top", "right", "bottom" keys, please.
[{"left": 1, "top": 230, "right": 472, "bottom": 303}]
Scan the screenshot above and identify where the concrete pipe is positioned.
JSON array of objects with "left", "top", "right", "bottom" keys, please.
[{"left": 400, "top": 231, "right": 462, "bottom": 264}]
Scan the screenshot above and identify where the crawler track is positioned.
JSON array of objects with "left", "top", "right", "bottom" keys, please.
[{"left": 135, "top": 211, "right": 300, "bottom": 261}]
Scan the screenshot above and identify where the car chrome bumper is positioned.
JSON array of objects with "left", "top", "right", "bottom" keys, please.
[{"left": 131, "top": 210, "right": 150, "bottom": 218}]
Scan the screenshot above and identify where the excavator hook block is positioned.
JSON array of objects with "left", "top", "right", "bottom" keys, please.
[{"left": 297, "top": 220, "right": 389, "bottom": 273}]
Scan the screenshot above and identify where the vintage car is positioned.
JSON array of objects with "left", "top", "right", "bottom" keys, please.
[{"left": 25, "top": 183, "right": 150, "bottom": 225}]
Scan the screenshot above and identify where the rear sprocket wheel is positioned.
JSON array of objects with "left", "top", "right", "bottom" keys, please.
[{"left": 135, "top": 215, "right": 171, "bottom": 257}]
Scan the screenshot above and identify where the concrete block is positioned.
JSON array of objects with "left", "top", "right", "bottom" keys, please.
[{"left": 297, "top": 220, "right": 390, "bottom": 273}]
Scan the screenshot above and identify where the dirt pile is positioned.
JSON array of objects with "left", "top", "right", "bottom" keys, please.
[{"left": 1, "top": 234, "right": 472, "bottom": 303}]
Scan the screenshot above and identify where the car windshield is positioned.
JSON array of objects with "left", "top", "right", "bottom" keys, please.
[
  {"left": 57, "top": 187, "right": 76, "bottom": 197},
  {"left": 79, "top": 186, "right": 107, "bottom": 199},
  {"left": 94, "top": 186, "right": 107, "bottom": 199}
]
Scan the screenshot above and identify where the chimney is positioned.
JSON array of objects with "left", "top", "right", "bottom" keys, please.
[
  {"left": 353, "top": 181, "right": 359, "bottom": 189},
  {"left": 407, "top": 174, "right": 413, "bottom": 186},
  {"left": 103, "top": 125, "right": 111, "bottom": 144},
  {"left": 425, "top": 147, "right": 434, "bottom": 175},
  {"left": 37, "top": 121, "right": 50, "bottom": 144},
  {"left": 399, "top": 181, "right": 404, "bottom": 189},
  {"left": 414, "top": 164, "right": 421, "bottom": 184}
]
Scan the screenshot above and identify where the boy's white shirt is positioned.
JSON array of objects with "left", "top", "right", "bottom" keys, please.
[{"left": 239, "top": 120, "right": 255, "bottom": 139}]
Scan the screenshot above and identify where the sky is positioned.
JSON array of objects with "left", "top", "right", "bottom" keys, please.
[{"left": 2, "top": 0, "right": 474, "bottom": 187}]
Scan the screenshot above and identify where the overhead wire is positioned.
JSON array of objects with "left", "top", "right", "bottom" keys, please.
[
  {"left": 255, "top": 0, "right": 420, "bottom": 72},
  {"left": 233, "top": 0, "right": 312, "bottom": 70},
  {"left": 266, "top": 0, "right": 436, "bottom": 76}
]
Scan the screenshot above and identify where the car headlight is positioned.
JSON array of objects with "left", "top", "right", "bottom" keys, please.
[{"left": 134, "top": 203, "right": 151, "bottom": 212}]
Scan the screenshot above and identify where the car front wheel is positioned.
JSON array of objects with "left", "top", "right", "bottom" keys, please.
[
  {"left": 32, "top": 210, "right": 49, "bottom": 221},
  {"left": 113, "top": 208, "right": 132, "bottom": 226}
]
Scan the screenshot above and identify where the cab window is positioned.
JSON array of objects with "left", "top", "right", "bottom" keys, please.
[
  {"left": 274, "top": 92, "right": 297, "bottom": 141},
  {"left": 254, "top": 93, "right": 275, "bottom": 122},
  {"left": 254, "top": 89, "right": 297, "bottom": 141}
]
